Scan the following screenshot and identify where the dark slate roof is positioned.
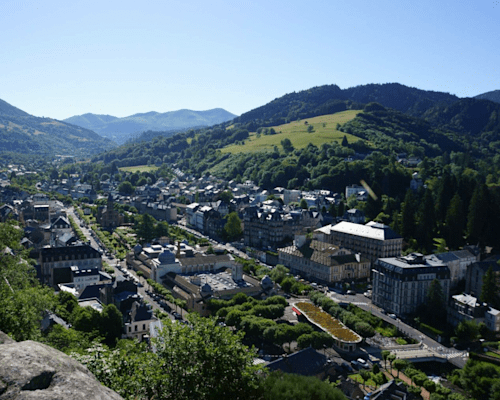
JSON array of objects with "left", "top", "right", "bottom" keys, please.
[
  {"left": 266, "top": 347, "right": 328, "bottom": 376},
  {"left": 40, "top": 244, "right": 101, "bottom": 262}
]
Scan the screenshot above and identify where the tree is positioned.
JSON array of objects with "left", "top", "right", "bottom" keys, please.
[
  {"left": 299, "top": 198, "right": 308, "bottom": 210},
  {"left": 261, "top": 371, "right": 346, "bottom": 400},
  {"left": 281, "top": 138, "right": 294, "bottom": 153},
  {"left": 480, "top": 265, "right": 497, "bottom": 304},
  {"left": 467, "top": 184, "right": 488, "bottom": 245},
  {"left": 455, "top": 320, "right": 480, "bottom": 343},
  {"left": 117, "top": 180, "right": 135, "bottom": 195},
  {"left": 218, "top": 190, "right": 234, "bottom": 204},
  {"left": 136, "top": 213, "right": 156, "bottom": 244},
  {"left": 307, "top": 125, "right": 314, "bottom": 133},
  {"left": 341, "top": 135, "right": 348, "bottom": 146},
  {"left": 400, "top": 189, "right": 417, "bottom": 241},
  {"left": 152, "top": 314, "right": 262, "bottom": 400},
  {"left": 100, "top": 304, "right": 123, "bottom": 347},
  {"left": 224, "top": 212, "right": 242, "bottom": 241},
  {"left": 444, "top": 193, "right": 465, "bottom": 249},
  {"left": 360, "top": 369, "right": 370, "bottom": 388},
  {"left": 426, "top": 279, "right": 445, "bottom": 327},
  {"left": 393, "top": 359, "right": 408, "bottom": 378},
  {"left": 387, "top": 354, "right": 396, "bottom": 375},
  {"left": 381, "top": 350, "right": 390, "bottom": 369}
]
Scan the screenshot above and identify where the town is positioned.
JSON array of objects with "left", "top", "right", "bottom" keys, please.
[{"left": 1, "top": 160, "right": 498, "bottom": 400}]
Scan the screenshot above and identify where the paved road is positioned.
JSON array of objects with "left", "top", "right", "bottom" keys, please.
[
  {"left": 66, "top": 206, "right": 182, "bottom": 323},
  {"left": 327, "top": 290, "right": 468, "bottom": 368}
]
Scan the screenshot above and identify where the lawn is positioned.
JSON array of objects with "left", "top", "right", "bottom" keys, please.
[
  {"left": 221, "top": 110, "right": 363, "bottom": 154},
  {"left": 348, "top": 373, "right": 377, "bottom": 388},
  {"left": 119, "top": 165, "right": 159, "bottom": 173}
]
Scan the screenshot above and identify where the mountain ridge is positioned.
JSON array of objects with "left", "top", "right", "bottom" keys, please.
[
  {"left": 0, "top": 99, "right": 115, "bottom": 157},
  {"left": 64, "top": 107, "right": 236, "bottom": 144}
]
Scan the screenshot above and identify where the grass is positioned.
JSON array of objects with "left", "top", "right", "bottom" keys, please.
[
  {"left": 485, "top": 351, "right": 500, "bottom": 359},
  {"left": 348, "top": 373, "right": 377, "bottom": 388},
  {"left": 119, "top": 165, "right": 159, "bottom": 173},
  {"left": 221, "top": 111, "right": 362, "bottom": 154},
  {"left": 376, "top": 325, "right": 398, "bottom": 337}
]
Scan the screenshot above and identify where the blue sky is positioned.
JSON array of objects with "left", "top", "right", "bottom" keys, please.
[{"left": 1, "top": 0, "right": 499, "bottom": 120}]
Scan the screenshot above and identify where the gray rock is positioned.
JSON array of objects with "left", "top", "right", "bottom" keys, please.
[{"left": 0, "top": 338, "right": 123, "bottom": 400}]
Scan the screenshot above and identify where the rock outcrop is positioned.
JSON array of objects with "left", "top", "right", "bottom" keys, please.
[{"left": 0, "top": 333, "right": 123, "bottom": 400}]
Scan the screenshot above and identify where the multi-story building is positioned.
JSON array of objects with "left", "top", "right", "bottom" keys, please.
[
  {"left": 448, "top": 293, "right": 500, "bottom": 333},
  {"left": 243, "top": 205, "right": 322, "bottom": 250},
  {"left": 278, "top": 236, "right": 370, "bottom": 283},
  {"left": 465, "top": 258, "right": 500, "bottom": 301},
  {"left": 372, "top": 253, "right": 450, "bottom": 316},
  {"left": 432, "top": 248, "right": 479, "bottom": 289},
  {"left": 315, "top": 221, "right": 402, "bottom": 263},
  {"left": 39, "top": 244, "right": 102, "bottom": 287}
]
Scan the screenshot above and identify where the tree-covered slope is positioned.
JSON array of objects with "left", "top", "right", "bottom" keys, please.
[
  {"left": 475, "top": 89, "right": 500, "bottom": 104},
  {"left": 63, "top": 113, "right": 119, "bottom": 131},
  {"left": 236, "top": 83, "right": 459, "bottom": 126},
  {"left": 0, "top": 98, "right": 30, "bottom": 118},
  {"left": 0, "top": 113, "right": 115, "bottom": 157}
]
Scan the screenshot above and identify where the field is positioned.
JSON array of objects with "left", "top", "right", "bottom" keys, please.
[
  {"left": 119, "top": 165, "right": 159, "bottom": 173},
  {"left": 221, "top": 110, "right": 361, "bottom": 154}
]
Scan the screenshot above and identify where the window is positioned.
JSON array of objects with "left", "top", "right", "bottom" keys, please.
[
  {"left": 135, "top": 325, "right": 138, "bottom": 332},
  {"left": 143, "top": 324, "right": 146, "bottom": 331}
]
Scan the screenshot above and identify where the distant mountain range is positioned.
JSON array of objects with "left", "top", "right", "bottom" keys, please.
[
  {"left": 64, "top": 108, "right": 236, "bottom": 144},
  {"left": 475, "top": 90, "right": 500, "bottom": 104},
  {"left": 0, "top": 99, "right": 115, "bottom": 157}
]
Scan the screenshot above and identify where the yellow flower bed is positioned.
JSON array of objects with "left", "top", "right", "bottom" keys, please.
[{"left": 295, "top": 302, "right": 362, "bottom": 343}]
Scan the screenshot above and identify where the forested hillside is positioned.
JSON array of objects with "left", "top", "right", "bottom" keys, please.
[{"left": 0, "top": 98, "right": 115, "bottom": 157}]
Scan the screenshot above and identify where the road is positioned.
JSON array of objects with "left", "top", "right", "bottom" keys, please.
[
  {"left": 326, "top": 290, "right": 468, "bottom": 368},
  {"left": 67, "top": 206, "right": 181, "bottom": 322}
]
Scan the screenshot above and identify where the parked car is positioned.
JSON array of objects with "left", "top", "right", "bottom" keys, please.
[
  {"left": 388, "top": 313, "right": 397, "bottom": 320},
  {"left": 363, "top": 291, "right": 372, "bottom": 298},
  {"left": 357, "top": 358, "right": 370, "bottom": 369},
  {"left": 351, "top": 360, "right": 360, "bottom": 369},
  {"left": 341, "top": 362, "right": 353, "bottom": 372},
  {"left": 172, "top": 312, "right": 182, "bottom": 320},
  {"left": 346, "top": 290, "right": 356, "bottom": 295}
]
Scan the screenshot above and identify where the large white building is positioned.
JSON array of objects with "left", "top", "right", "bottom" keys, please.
[
  {"left": 372, "top": 253, "right": 450, "bottom": 316},
  {"left": 315, "top": 221, "right": 403, "bottom": 263}
]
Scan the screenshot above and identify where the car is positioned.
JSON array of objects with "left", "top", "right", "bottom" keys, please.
[
  {"left": 357, "top": 358, "right": 370, "bottom": 369},
  {"left": 172, "top": 312, "right": 183, "bottom": 320},
  {"left": 346, "top": 290, "right": 356, "bottom": 295},
  {"left": 363, "top": 291, "right": 372, "bottom": 298},
  {"left": 350, "top": 360, "right": 360, "bottom": 369},
  {"left": 388, "top": 313, "right": 397, "bottom": 320},
  {"left": 380, "top": 309, "right": 387, "bottom": 315},
  {"left": 341, "top": 362, "right": 353, "bottom": 372}
]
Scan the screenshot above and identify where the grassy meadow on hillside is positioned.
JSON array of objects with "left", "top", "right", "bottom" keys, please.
[
  {"left": 119, "top": 165, "right": 159, "bottom": 173},
  {"left": 221, "top": 110, "right": 361, "bottom": 154}
]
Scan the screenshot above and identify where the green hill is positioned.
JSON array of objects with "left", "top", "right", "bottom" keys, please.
[
  {"left": 222, "top": 111, "right": 361, "bottom": 154},
  {"left": 0, "top": 98, "right": 115, "bottom": 157}
]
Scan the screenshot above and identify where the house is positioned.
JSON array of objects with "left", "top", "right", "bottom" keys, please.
[
  {"left": 124, "top": 301, "right": 158, "bottom": 342},
  {"left": 278, "top": 236, "right": 370, "bottom": 284},
  {"left": 342, "top": 208, "right": 365, "bottom": 224},
  {"left": 315, "top": 221, "right": 403, "bottom": 263},
  {"left": 372, "top": 253, "right": 450, "bottom": 316},
  {"left": 365, "top": 380, "right": 410, "bottom": 400},
  {"left": 266, "top": 347, "right": 335, "bottom": 379}
]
